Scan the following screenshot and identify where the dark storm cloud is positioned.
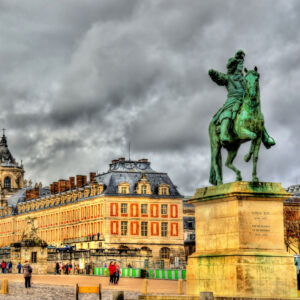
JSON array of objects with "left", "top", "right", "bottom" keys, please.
[{"left": 0, "top": 0, "right": 299, "bottom": 194}]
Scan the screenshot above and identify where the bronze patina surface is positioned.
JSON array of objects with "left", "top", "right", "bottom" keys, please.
[{"left": 208, "top": 51, "right": 275, "bottom": 185}]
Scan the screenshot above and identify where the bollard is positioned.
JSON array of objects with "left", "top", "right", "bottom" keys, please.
[
  {"left": 178, "top": 279, "right": 183, "bottom": 295},
  {"left": 142, "top": 279, "right": 148, "bottom": 294},
  {"left": 113, "top": 291, "right": 124, "bottom": 300},
  {"left": 1, "top": 279, "right": 8, "bottom": 294},
  {"left": 200, "top": 291, "right": 213, "bottom": 300}
]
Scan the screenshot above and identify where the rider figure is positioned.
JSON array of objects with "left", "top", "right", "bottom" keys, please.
[{"left": 208, "top": 50, "right": 275, "bottom": 148}]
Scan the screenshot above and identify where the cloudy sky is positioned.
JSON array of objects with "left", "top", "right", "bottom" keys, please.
[{"left": 0, "top": 0, "right": 299, "bottom": 195}]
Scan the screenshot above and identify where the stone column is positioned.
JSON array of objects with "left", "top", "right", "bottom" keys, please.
[{"left": 186, "top": 181, "right": 297, "bottom": 298}]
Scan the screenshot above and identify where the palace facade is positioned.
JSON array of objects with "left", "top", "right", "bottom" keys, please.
[{"left": 0, "top": 137, "right": 185, "bottom": 265}]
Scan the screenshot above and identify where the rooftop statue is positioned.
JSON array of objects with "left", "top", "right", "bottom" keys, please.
[{"left": 208, "top": 50, "right": 275, "bottom": 185}]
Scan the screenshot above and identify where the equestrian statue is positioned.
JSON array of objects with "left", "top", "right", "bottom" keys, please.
[{"left": 208, "top": 50, "right": 275, "bottom": 185}]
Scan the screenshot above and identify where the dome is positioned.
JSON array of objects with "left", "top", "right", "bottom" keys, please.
[{"left": 0, "top": 134, "right": 15, "bottom": 164}]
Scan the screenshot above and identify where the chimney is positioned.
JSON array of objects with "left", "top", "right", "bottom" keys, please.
[
  {"left": 69, "top": 177, "right": 75, "bottom": 190},
  {"left": 26, "top": 189, "right": 31, "bottom": 201},
  {"left": 76, "top": 175, "right": 83, "bottom": 188},
  {"left": 53, "top": 182, "right": 59, "bottom": 194},
  {"left": 82, "top": 175, "right": 87, "bottom": 186},
  {"left": 90, "top": 172, "right": 96, "bottom": 183},
  {"left": 50, "top": 183, "right": 54, "bottom": 194},
  {"left": 33, "top": 186, "right": 40, "bottom": 198},
  {"left": 138, "top": 158, "right": 148, "bottom": 162},
  {"left": 59, "top": 179, "right": 68, "bottom": 193}
]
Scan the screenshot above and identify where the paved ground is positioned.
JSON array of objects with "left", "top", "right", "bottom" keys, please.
[{"left": 0, "top": 274, "right": 185, "bottom": 299}]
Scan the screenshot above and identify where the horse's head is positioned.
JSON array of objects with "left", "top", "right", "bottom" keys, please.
[{"left": 244, "top": 66, "right": 260, "bottom": 100}]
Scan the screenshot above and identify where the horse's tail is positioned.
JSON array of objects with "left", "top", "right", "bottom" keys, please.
[{"left": 209, "top": 122, "right": 222, "bottom": 185}]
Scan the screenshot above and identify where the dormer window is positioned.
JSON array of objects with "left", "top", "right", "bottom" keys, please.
[
  {"left": 136, "top": 174, "right": 151, "bottom": 195},
  {"left": 4, "top": 177, "right": 11, "bottom": 189},
  {"left": 97, "top": 184, "right": 104, "bottom": 195},
  {"left": 158, "top": 184, "right": 170, "bottom": 196},
  {"left": 118, "top": 182, "right": 130, "bottom": 194},
  {"left": 141, "top": 185, "right": 147, "bottom": 194}
]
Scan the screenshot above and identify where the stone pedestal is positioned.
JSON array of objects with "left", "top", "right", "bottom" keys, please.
[{"left": 186, "top": 182, "right": 297, "bottom": 298}]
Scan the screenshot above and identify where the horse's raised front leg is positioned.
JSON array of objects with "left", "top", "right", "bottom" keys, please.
[
  {"left": 225, "top": 146, "right": 242, "bottom": 182},
  {"left": 252, "top": 137, "right": 262, "bottom": 182}
]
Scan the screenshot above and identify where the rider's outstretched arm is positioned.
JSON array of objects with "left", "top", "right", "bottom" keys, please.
[{"left": 208, "top": 69, "right": 227, "bottom": 86}]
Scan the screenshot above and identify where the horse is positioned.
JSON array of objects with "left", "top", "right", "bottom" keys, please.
[{"left": 209, "top": 67, "right": 265, "bottom": 185}]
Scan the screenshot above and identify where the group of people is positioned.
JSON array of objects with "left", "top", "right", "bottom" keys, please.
[
  {"left": 108, "top": 261, "right": 120, "bottom": 285},
  {"left": 55, "top": 262, "right": 73, "bottom": 275},
  {"left": 1, "top": 261, "right": 13, "bottom": 273},
  {"left": 1, "top": 260, "right": 32, "bottom": 288}
]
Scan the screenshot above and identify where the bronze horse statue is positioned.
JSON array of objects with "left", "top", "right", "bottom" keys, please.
[{"left": 209, "top": 67, "right": 269, "bottom": 185}]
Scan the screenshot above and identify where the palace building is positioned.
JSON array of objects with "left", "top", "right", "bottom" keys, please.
[{"left": 0, "top": 136, "right": 185, "bottom": 265}]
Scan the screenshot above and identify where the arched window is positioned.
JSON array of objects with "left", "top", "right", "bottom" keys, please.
[
  {"left": 4, "top": 177, "right": 11, "bottom": 189},
  {"left": 160, "top": 247, "right": 170, "bottom": 259}
]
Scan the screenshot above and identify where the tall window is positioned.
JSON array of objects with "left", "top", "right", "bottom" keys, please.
[
  {"left": 141, "top": 185, "right": 147, "bottom": 194},
  {"left": 121, "top": 203, "right": 127, "bottom": 214},
  {"left": 141, "top": 222, "right": 148, "bottom": 236},
  {"left": 121, "top": 221, "right": 127, "bottom": 236},
  {"left": 4, "top": 177, "right": 11, "bottom": 189},
  {"left": 161, "top": 222, "right": 168, "bottom": 237},
  {"left": 31, "top": 252, "right": 37, "bottom": 263},
  {"left": 161, "top": 204, "right": 168, "bottom": 215},
  {"left": 160, "top": 247, "right": 170, "bottom": 259},
  {"left": 141, "top": 204, "right": 148, "bottom": 214},
  {"left": 121, "top": 187, "right": 127, "bottom": 194}
]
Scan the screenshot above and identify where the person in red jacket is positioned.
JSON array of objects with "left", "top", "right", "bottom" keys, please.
[
  {"left": 108, "top": 262, "right": 116, "bottom": 285},
  {"left": 1, "top": 261, "right": 6, "bottom": 273}
]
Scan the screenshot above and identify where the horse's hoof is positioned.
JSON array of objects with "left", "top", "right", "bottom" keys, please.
[
  {"left": 252, "top": 177, "right": 259, "bottom": 183},
  {"left": 244, "top": 153, "right": 251, "bottom": 162},
  {"left": 236, "top": 176, "right": 242, "bottom": 182}
]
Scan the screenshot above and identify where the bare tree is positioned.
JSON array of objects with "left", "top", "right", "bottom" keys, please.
[{"left": 284, "top": 203, "right": 300, "bottom": 254}]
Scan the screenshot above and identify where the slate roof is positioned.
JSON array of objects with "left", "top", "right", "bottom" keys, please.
[
  {"left": 96, "top": 159, "right": 182, "bottom": 198},
  {"left": 6, "top": 186, "right": 50, "bottom": 208},
  {"left": 2, "top": 159, "right": 182, "bottom": 217}
]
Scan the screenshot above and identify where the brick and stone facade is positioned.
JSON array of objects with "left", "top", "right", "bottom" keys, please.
[{"left": 0, "top": 154, "right": 185, "bottom": 267}]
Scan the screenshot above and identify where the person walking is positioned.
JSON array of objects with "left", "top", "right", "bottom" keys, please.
[
  {"left": 8, "top": 261, "right": 12, "bottom": 273},
  {"left": 55, "top": 262, "right": 59, "bottom": 275},
  {"left": 114, "top": 262, "right": 120, "bottom": 285},
  {"left": 68, "top": 262, "right": 72, "bottom": 275},
  {"left": 1, "top": 261, "right": 5, "bottom": 273},
  {"left": 108, "top": 262, "right": 116, "bottom": 285},
  {"left": 17, "top": 262, "right": 22, "bottom": 274},
  {"left": 23, "top": 261, "right": 32, "bottom": 288}
]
